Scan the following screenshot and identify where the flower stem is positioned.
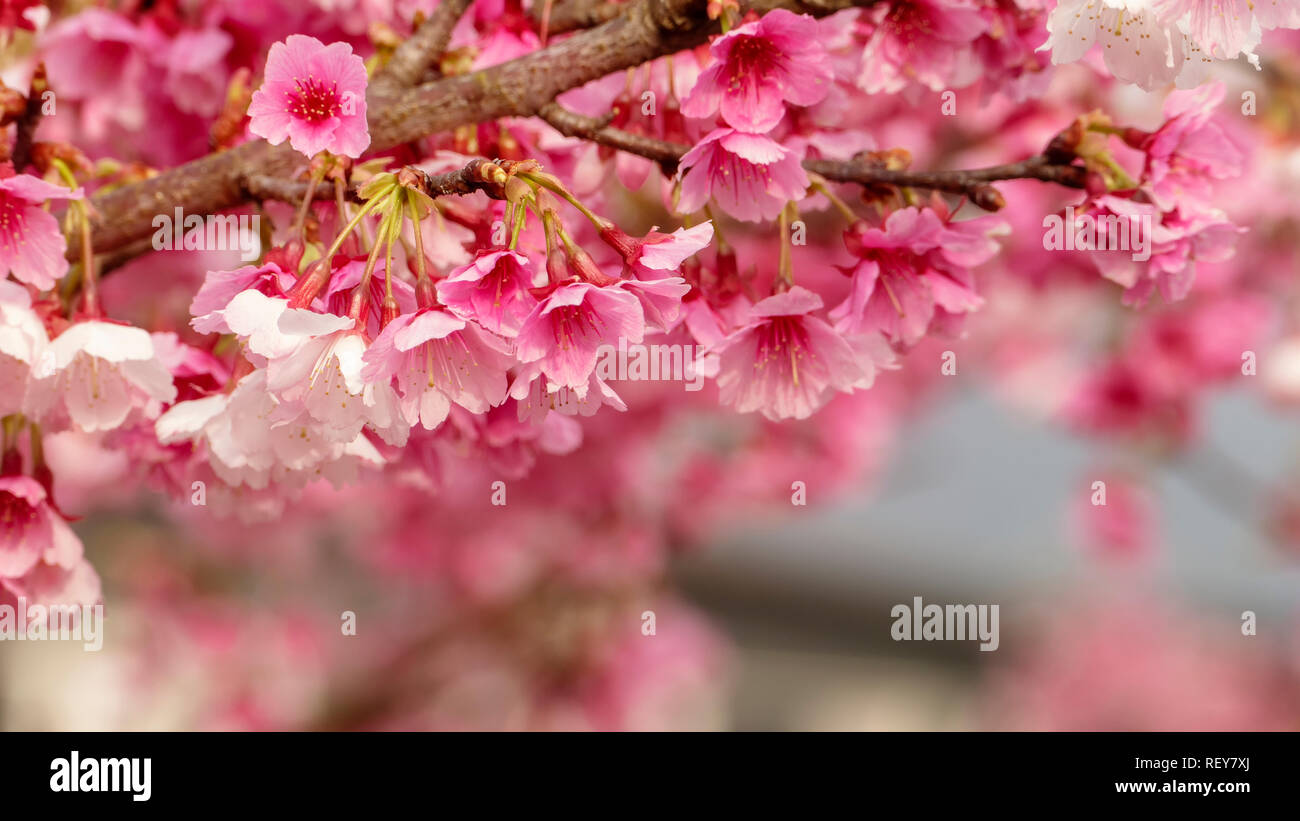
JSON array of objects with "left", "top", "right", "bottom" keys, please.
[{"left": 809, "top": 175, "right": 858, "bottom": 223}]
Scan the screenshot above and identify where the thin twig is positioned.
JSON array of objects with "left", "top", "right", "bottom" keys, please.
[
  {"left": 538, "top": 102, "right": 1089, "bottom": 210},
  {"left": 539, "top": 102, "right": 683, "bottom": 173}
]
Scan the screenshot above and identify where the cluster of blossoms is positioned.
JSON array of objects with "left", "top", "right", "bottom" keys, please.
[
  {"left": 0, "top": 0, "right": 1297, "bottom": 729},
  {"left": 1043, "top": 0, "right": 1300, "bottom": 89},
  {"left": 1043, "top": 81, "right": 1247, "bottom": 305}
]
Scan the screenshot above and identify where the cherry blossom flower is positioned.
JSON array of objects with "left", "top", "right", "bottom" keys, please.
[
  {"left": 196, "top": 288, "right": 301, "bottom": 363},
  {"left": 830, "top": 208, "right": 1001, "bottom": 349},
  {"left": 437, "top": 249, "right": 540, "bottom": 338},
  {"left": 163, "top": 29, "right": 235, "bottom": 118},
  {"left": 1077, "top": 194, "right": 1241, "bottom": 306},
  {"left": 156, "top": 369, "right": 387, "bottom": 491},
  {"left": 615, "top": 276, "right": 691, "bottom": 333},
  {"left": 681, "top": 9, "right": 833, "bottom": 132},
  {"left": 0, "top": 172, "right": 83, "bottom": 290},
  {"left": 713, "top": 286, "right": 869, "bottom": 421},
  {"left": 0, "top": 283, "right": 48, "bottom": 417},
  {"left": 1040, "top": 0, "right": 1256, "bottom": 89},
  {"left": 856, "top": 0, "right": 987, "bottom": 94},
  {"left": 190, "top": 261, "right": 298, "bottom": 337},
  {"left": 676, "top": 129, "right": 809, "bottom": 222},
  {"left": 34, "top": 320, "right": 178, "bottom": 433},
  {"left": 264, "top": 308, "right": 409, "bottom": 446},
  {"left": 361, "top": 308, "right": 515, "bottom": 430},
  {"left": 0, "top": 471, "right": 99, "bottom": 608},
  {"left": 248, "top": 34, "right": 370, "bottom": 158},
  {"left": 0, "top": 476, "right": 71, "bottom": 579},
  {"left": 1152, "top": 0, "right": 1300, "bottom": 59},
  {"left": 509, "top": 364, "right": 628, "bottom": 421},
  {"left": 600, "top": 222, "right": 715, "bottom": 279},
  {"left": 40, "top": 8, "right": 153, "bottom": 139},
  {"left": 1131, "top": 82, "right": 1245, "bottom": 211},
  {"left": 323, "top": 257, "right": 417, "bottom": 338},
  {"left": 1, "top": 554, "right": 102, "bottom": 609},
  {"left": 514, "top": 282, "right": 646, "bottom": 390}
]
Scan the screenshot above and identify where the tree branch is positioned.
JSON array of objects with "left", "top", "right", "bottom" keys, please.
[
  {"left": 533, "top": 0, "right": 626, "bottom": 36},
  {"left": 536, "top": 103, "right": 1089, "bottom": 210},
  {"left": 805, "top": 156, "right": 1089, "bottom": 199},
  {"left": 240, "top": 174, "right": 339, "bottom": 204},
  {"left": 11, "top": 64, "right": 47, "bottom": 172},
  {"left": 539, "top": 102, "right": 683, "bottom": 172},
  {"left": 242, "top": 159, "right": 515, "bottom": 205},
  {"left": 372, "top": 0, "right": 474, "bottom": 92},
  {"left": 78, "top": 0, "right": 875, "bottom": 261},
  {"left": 806, "top": 156, "right": 1088, "bottom": 211}
]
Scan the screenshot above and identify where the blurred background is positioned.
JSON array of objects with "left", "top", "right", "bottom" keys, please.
[{"left": 5, "top": 377, "right": 1299, "bottom": 731}]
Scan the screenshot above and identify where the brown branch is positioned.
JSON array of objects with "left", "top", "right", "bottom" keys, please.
[
  {"left": 539, "top": 102, "right": 683, "bottom": 173},
  {"left": 805, "top": 155, "right": 1090, "bottom": 207},
  {"left": 11, "top": 64, "right": 47, "bottom": 172},
  {"left": 372, "top": 0, "right": 474, "bottom": 92},
  {"left": 536, "top": 105, "right": 1088, "bottom": 210},
  {"left": 399, "top": 158, "right": 514, "bottom": 199},
  {"left": 533, "top": 0, "right": 626, "bottom": 36},
  {"left": 240, "top": 174, "right": 338, "bottom": 204},
  {"left": 78, "top": 0, "right": 876, "bottom": 262},
  {"left": 243, "top": 160, "right": 515, "bottom": 206}
]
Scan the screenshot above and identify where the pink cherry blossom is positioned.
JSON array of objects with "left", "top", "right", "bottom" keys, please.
[
  {"left": 361, "top": 308, "right": 515, "bottom": 430},
  {"left": 0, "top": 472, "right": 98, "bottom": 606},
  {"left": 713, "top": 286, "right": 868, "bottom": 421},
  {"left": 616, "top": 276, "right": 691, "bottom": 333},
  {"left": 1135, "top": 82, "right": 1245, "bottom": 211},
  {"left": 1, "top": 555, "right": 102, "bottom": 611},
  {"left": 514, "top": 282, "right": 646, "bottom": 390},
  {"left": 0, "top": 172, "right": 83, "bottom": 290},
  {"left": 248, "top": 34, "right": 370, "bottom": 158},
  {"left": 264, "top": 309, "right": 409, "bottom": 446},
  {"left": 191, "top": 261, "right": 298, "bottom": 336},
  {"left": 0, "top": 286, "right": 48, "bottom": 418},
  {"left": 163, "top": 29, "right": 235, "bottom": 118},
  {"left": 0, "top": 476, "right": 67, "bottom": 578},
  {"left": 509, "top": 363, "right": 627, "bottom": 421},
  {"left": 681, "top": 9, "right": 832, "bottom": 132},
  {"left": 437, "top": 249, "right": 540, "bottom": 338},
  {"left": 676, "top": 129, "right": 809, "bottom": 223},
  {"left": 1041, "top": 0, "right": 1254, "bottom": 89},
  {"left": 856, "top": 0, "right": 987, "bottom": 94},
  {"left": 40, "top": 9, "right": 153, "bottom": 140},
  {"left": 156, "top": 369, "right": 387, "bottom": 492},
  {"left": 830, "top": 208, "right": 1000, "bottom": 348},
  {"left": 1078, "top": 194, "right": 1242, "bottom": 306},
  {"left": 600, "top": 222, "right": 715, "bottom": 279},
  {"left": 34, "top": 320, "right": 178, "bottom": 433},
  {"left": 1153, "top": 0, "right": 1300, "bottom": 59}
]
